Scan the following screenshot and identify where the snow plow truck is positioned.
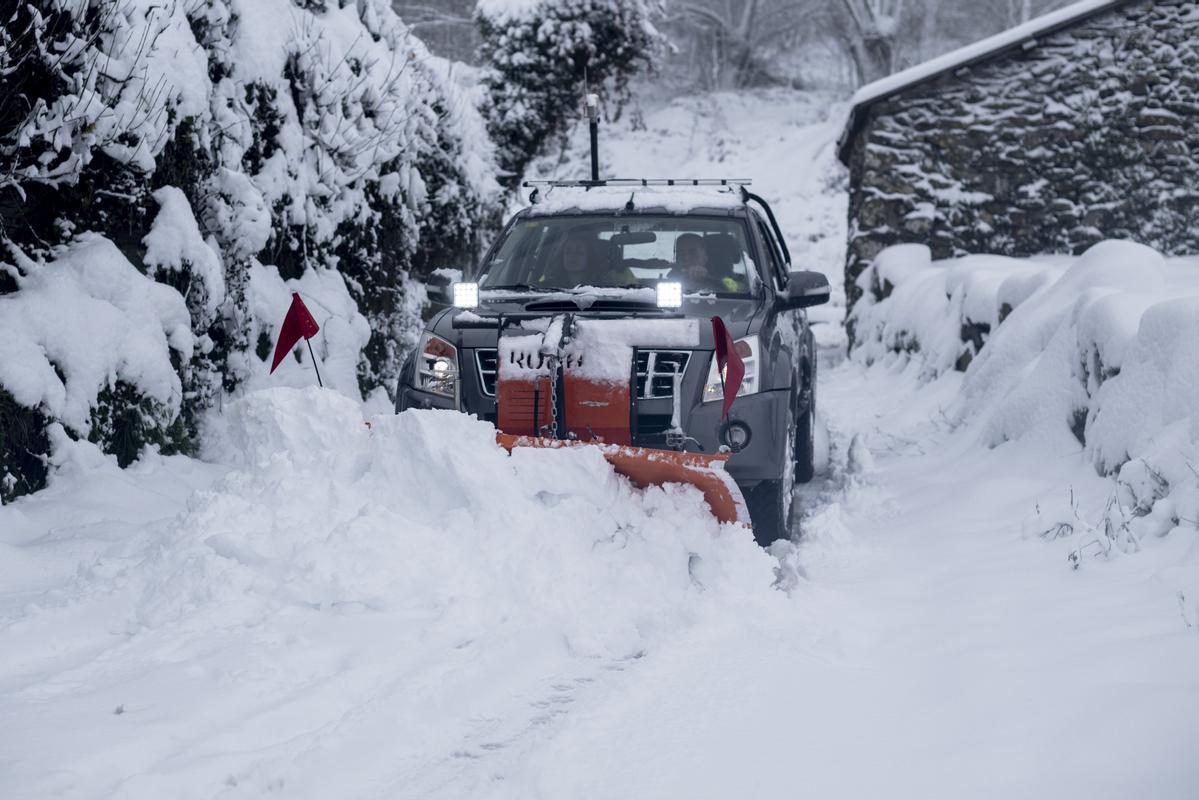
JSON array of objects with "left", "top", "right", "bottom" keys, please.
[{"left": 396, "top": 179, "right": 830, "bottom": 545}]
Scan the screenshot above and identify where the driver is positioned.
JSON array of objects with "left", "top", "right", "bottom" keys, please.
[
  {"left": 539, "top": 230, "right": 636, "bottom": 288},
  {"left": 669, "top": 233, "right": 742, "bottom": 292}
]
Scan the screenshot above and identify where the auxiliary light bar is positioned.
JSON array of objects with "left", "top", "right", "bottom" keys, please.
[
  {"left": 656, "top": 281, "right": 683, "bottom": 309},
  {"left": 452, "top": 282, "right": 479, "bottom": 309},
  {"left": 522, "top": 178, "right": 752, "bottom": 188}
]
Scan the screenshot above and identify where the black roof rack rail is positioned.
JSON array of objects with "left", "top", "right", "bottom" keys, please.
[{"left": 522, "top": 178, "right": 752, "bottom": 188}]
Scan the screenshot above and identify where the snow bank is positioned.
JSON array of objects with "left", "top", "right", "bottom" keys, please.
[
  {"left": 0, "top": 386, "right": 773, "bottom": 795},
  {"left": 851, "top": 240, "right": 1199, "bottom": 555},
  {"left": 149, "top": 388, "right": 770, "bottom": 644}
]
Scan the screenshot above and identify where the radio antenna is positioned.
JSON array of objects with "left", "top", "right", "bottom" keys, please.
[{"left": 583, "top": 71, "right": 600, "bottom": 182}]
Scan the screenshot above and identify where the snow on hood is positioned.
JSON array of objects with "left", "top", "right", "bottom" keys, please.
[{"left": 498, "top": 318, "right": 700, "bottom": 383}]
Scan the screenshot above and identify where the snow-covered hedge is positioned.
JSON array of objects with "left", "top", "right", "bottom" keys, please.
[
  {"left": 0, "top": 0, "right": 501, "bottom": 502},
  {"left": 476, "top": 0, "right": 662, "bottom": 186},
  {"left": 851, "top": 240, "right": 1199, "bottom": 554}
]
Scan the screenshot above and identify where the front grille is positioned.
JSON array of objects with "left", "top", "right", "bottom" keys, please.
[
  {"left": 476, "top": 349, "right": 498, "bottom": 396},
  {"left": 479, "top": 348, "right": 689, "bottom": 400},
  {"left": 635, "top": 350, "right": 690, "bottom": 399}
]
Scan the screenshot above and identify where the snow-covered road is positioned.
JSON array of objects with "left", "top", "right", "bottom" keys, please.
[
  {"left": 4, "top": 356, "right": 1198, "bottom": 799},
  {"left": 509, "top": 360, "right": 1199, "bottom": 799}
]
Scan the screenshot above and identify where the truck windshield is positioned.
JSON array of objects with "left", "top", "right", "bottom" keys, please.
[{"left": 478, "top": 215, "right": 759, "bottom": 295}]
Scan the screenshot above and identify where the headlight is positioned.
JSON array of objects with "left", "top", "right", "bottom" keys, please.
[
  {"left": 417, "top": 332, "right": 459, "bottom": 399},
  {"left": 703, "top": 336, "right": 759, "bottom": 403}
]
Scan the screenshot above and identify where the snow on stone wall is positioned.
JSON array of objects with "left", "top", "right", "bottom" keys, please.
[
  {"left": 843, "top": 0, "right": 1199, "bottom": 321},
  {"left": 852, "top": 240, "right": 1199, "bottom": 557}
]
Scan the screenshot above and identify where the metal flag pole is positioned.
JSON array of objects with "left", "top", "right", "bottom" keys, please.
[{"left": 305, "top": 338, "right": 324, "bottom": 387}]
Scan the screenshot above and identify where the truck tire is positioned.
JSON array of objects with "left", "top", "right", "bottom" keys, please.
[
  {"left": 746, "top": 404, "right": 796, "bottom": 546},
  {"left": 795, "top": 386, "right": 815, "bottom": 484},
  {"left": 747, "top": 480, "right": 792, "bottom": 546}
]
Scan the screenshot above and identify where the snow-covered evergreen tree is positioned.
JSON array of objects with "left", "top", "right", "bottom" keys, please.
[{"left": 476, "top": 0, "right": 662, "bottom": 186}]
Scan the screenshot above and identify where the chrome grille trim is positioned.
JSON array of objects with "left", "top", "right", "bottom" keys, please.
[
  {"left": 635, "top": 350, "right": 691, "bottom": 399},
  {"left": 476, "top": 349, "right": 498, "bottom": 396}
]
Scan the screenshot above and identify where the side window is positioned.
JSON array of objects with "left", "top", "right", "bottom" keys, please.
[{"left": 755, "top": 218, "right": 787, "bottom": 288}]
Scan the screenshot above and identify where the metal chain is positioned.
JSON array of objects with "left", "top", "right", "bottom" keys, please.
[{"left": 545, "top": 351, "right": 559, "bottom": 439}]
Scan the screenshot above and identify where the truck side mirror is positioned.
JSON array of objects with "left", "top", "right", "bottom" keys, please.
[
  {"left": 426, "top": 269, "right": 465, "bottom": 307},
  {"left": 780, "top": 270, "right": 830, "bottom": 309}
]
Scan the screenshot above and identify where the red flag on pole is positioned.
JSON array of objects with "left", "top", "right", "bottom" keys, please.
[
  {"left": 711, "top": 316, "right": 745, "bottom": 420},
  {"left": 271, "top": 293, "right": 321, "bottom": 374}
]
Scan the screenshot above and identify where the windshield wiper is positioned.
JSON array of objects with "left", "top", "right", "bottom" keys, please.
[{"left": 486, "top": 283, "right": 564, "bottom": 292}]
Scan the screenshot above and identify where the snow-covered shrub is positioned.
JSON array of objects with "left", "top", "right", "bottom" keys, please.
[
  {"left": 0, "top": 235, "right": 194, "bottom": 498},
  {"left": 850, "top": 244, "right": 1058, "bottom": 374},
  {"left": 853, "top": 239, "right": 1199, "bottom": 556},
  {"left": 0, "top": 390, "right": 50, "bottom": 505},
  {"left": 476, "top": 0, "right": 662, "bottom": 186},
  {"left": 0, "top": 0, "right": 501, "bottom": 500},
  {"left": 195, "top": 0, "right": 500, "bottom": 395}
]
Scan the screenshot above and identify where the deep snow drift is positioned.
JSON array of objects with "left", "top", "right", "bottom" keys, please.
[
  {"left": 4, "top": 359, "right": 1198, "bottom": 798},
  {"left": 0, "top": 388, "right": 775, "bottom": 798}
]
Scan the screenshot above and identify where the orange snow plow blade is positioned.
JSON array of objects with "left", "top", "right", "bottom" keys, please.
[{"left": 496, "top": 433, "right": 748, "bottom": 526}]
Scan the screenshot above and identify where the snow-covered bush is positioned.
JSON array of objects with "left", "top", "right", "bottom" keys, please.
[
  {"left": 0, "top": 0, "right": 501, "bottom": 502},
  {"left": 0, "top": 236, "right": 194, "bottom": 501},
  {"left": 852, "top": 240, "right": 1199, "bottom": 556},
  {"left": 851, "top": 244, "right": 1066, "bottom": 374},
  {"left": 476, "top": 0, "right": 662, "bottom": 186},
  {"left": 195, "top": 0, "right": 500, "bottom": 395}
]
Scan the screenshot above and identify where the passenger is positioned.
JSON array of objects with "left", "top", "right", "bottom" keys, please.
[
  {"left": 669, "top": 233, "right": 743, "bottom": 292},
  {"left": 540, "top": 230, "right": 637, "bottom": 288}
]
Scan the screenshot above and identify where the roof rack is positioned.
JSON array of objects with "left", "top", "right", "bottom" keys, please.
[{"left": 522, "top": 178, "right": 751, "bottom": 188}]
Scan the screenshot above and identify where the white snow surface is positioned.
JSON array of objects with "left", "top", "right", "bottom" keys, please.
[
  {"left": 852, "top": 239, "right": 1199, "bottom": 564},
  {"left": 1, "top": 387, "right": 770, "bottom": 798},
  {"left": 4, "top": 359, "right": 1198, "bottom": 797}
]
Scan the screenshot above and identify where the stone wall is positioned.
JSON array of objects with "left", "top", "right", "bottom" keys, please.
[{"left": 844, "top": 0, "right": 1199, "bottom": 326}]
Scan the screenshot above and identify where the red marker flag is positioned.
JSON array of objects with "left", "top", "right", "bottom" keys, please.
[
  {"left": 271, "top": 293, "right": 321, "bottom": 374},
  {"left": 711, "top": 316, "right": 745, "bottom": 420}
]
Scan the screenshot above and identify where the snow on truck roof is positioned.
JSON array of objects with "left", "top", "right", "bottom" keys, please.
[
  {"left": 836, "top": 0, "right": 1133, "bottom": 164},
  {"left": 523, "top": 182, "right": 749, "bottom": 216}
]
